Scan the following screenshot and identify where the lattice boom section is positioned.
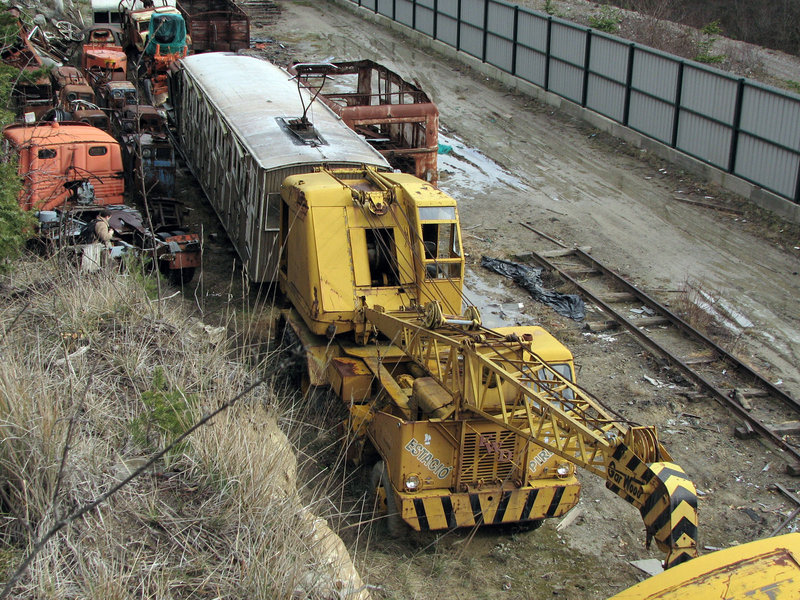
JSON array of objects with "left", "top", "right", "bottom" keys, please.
[{"left": 459, "top": 429, "right": 517, "bottom": 486}]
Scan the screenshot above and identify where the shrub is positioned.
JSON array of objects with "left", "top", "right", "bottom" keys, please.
[
  {"left": 589, "top": 6, "right": 622, "bottom": 33},
  {"left": 695, "top": 20, "right": 727, "bottom": 64}
]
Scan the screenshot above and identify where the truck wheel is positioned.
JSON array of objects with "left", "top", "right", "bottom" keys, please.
[{"left": 370, "top": 461, "right": 404, "bottom": 537}]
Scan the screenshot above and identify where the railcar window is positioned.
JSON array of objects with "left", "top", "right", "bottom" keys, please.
[
  {"left": 37, "top": 149, "right": 57, "bottom": 159},
  {"left": 88, "top": 146, "right": 107, "bottom": 156}
]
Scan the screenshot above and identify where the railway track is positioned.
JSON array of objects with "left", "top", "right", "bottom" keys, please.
[
  {"left": 517, "top": 221, "right": 800, "bottom": 472},
  {"left": 237, "top": 0, "right": 280, "bottom": 27}
]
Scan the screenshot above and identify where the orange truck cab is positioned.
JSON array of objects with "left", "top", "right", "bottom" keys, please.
[{"left": 3, "top": 122, "right": 125, "bottom": 211}]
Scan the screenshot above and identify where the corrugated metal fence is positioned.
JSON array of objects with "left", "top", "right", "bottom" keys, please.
[{"left": 348, "top": 0, "right": 800, "bottom": 205}]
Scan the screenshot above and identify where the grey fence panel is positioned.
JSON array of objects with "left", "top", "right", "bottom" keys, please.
[
  {"left": 549, "top": 60, "right": 583, "bottom": 103},
  {"left": 586, "top": 76, "right": 625, "bottom": 122},
  {"left": 488, "top": 1, "right": 514, "bottom": 33},
  {"left": 631, "top": 50, "right": 679, "bottom": 102},
  {"left": 462, "top": 0, "right": 485, "bottom": 26},
  {"left": 377, "top": 0, "right": 392, "bottom": 17},
  {"left": 735, "top": 136, "right": 799, "bottom": 198},
  {"left": 396, "top": 0, "right": 414, "bottom": 27},
  {"left": 590, "top": 35, "right": 628, "bottom": 82},
  {"left": 416, "top": 3, "right": 435, "bottom": 37},
  {"left": 550, "top": 22, "right": 585, "bottom": 66},
  {"left": 360, "top": 0, "right": 377, "bottom": 10},
  {"left": 438, "top": 12, "right": 459, "bottom": 46},
  {"left": 486, "top": 36, "right": 513, "bottom": 71},
  {"left": 515, "top": 44, "right": 546, "bottom": 86},
  {"left": 486, "top": 2, "right": 514, "bottom": 71},
  {"left": 681, "top": 66, "right": 738, "bottom": 125},
  {"left": 439, "top": 0, "right": 459, "bottom": 17},
  {"left": 628, "top": 92, "right": 673, "bottom": 143},
  {"left": 460, "top": 23, "right": 484, "bottom": 58},
  {"left": 676, "top": 113, "right": 732, "bottom": 169},
  {"left": 517, "top": 10, "right": 547, "bottom": 53},
  {"left": 418, "top": 0, "right": 435, "bottom": 7},
  {"left": 439, "top": 0, "right": 459, "bottom": 44},
  {"left": 740, "top": 85, "right": 800, "bottom": 151}
]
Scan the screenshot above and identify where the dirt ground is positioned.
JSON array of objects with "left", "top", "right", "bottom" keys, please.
[{"left": 223, "top": 1, "right": 800, "bottom": 598}]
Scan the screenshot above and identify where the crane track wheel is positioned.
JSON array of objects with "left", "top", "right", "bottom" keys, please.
[{"left": 370, "top": 461, "right": 404, "bottom": 537}]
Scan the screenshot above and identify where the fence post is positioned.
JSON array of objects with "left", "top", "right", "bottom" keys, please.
[
  {"left": 581, "top": 29, "right": 592, "bottom": 107},
  {"left": 544, "top": 16, "right": 552, "bottom": 91},
  {"left": 482, "top": 0, "right": 490, "bottom": 63},
  {"left": 412, "top": 0, "right": 416, "bottom": 30},
  {"left": 511, "top": 5, "right": 519, "bottom": 76},
  {"left": 456, "top": 0, "right": 462, "bottom": 50},
  {"left": 670, "top": 62, "right": 685, "bottom": 148},
  {"left": 795, "top": 155, "right": 800, "bottom": 204},
  {"left": 392, "top": 0, "right": 396, "bottom": 20},
  {"left": 433, "top": 0, "right": 438, "bottom": 39},
  {"left": 728, "top": 78, "right": 745, "bottom": 174},
  {"left": 623, "top": 43, "right": 635, "bottom": 126}
]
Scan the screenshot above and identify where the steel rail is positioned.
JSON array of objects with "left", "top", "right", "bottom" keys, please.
[{"left": 524, "top": 248, "right": 800, "bottom": 468}]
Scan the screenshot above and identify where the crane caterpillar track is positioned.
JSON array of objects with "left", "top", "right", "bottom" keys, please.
[{"left": 362, "top": 304, "right": 699, "bottom": 568}]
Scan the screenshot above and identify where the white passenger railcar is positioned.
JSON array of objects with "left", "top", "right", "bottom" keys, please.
[{"left": 169, "top": 52, "right": 390, "bottom": 282}]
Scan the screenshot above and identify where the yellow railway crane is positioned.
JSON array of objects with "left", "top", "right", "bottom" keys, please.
[{"left": 277, "top": 165, "right": 698, "bottom": 568}]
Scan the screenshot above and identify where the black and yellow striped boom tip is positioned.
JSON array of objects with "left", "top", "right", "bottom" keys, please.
[{"left": 642, "top": 462, "right": 699, "bottom": 569}]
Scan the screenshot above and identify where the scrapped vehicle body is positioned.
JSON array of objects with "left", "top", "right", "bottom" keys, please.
[
  {"left": 50, "top": 66, "right": 96, "bottom": 109},
  {"left": 608, "top": 533, "right": 800, "bottom": 599},
  {"left": 3, "top": 122, "right": 125, "bottom": 211},
  {"left": 36, "top": 203, "right": 200, "bottom": 282},
  {"left": 177, "top": 0, "right": 249, "bottom": 53},
  {"left": 97, "top": 80, "right": 139, "bottom": 111},
  {"left": 120, "top": 2, "right": 181, "bottom": 54},
  {"left": 290, "top": 60, "right": 440, "bottom": 185},
  {"left": 116, "top": 105, "right": 176, "bottom": 198},
  {"left": 79, "top": 25, "right": 128, "bottom": 84},
  {"left": 41, "top": 106, "right": 111, "bottom": 132},
  {"left": 2, "top": 8, "right": 57, "bottom": 119}
]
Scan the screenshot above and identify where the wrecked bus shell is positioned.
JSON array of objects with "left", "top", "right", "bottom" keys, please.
[{"left": 290, "top": 59, "right": 440, "bottom": 185}]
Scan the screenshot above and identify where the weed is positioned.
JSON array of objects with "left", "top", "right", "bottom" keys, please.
[
  {"left": 129, "top": 367, "right": 198, "bottom": 458},
  {"left": 544, "top": 0, "right": 556, "bottom": 16},
  {"left": 784, "top": 79, "right": 800, "bottom": 95},
  {"left": 589, "top": 6, "right": 622, "bottom": 34}
]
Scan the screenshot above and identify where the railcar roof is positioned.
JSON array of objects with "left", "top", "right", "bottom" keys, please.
[{"left": 179, "top": 53, "right": 390, "bottom": 172}]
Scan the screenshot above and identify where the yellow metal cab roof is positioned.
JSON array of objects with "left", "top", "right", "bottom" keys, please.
[{"left": 608, "top": 533, "right": 800, "bottom": 599}]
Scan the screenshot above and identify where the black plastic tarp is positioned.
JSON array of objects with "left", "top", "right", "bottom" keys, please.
[{"left": 480, "top": 256, "right": 585, "bottom": 321}]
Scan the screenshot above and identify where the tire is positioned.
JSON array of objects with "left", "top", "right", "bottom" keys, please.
[
  {"left": 370, "top": 461, "right": 404, "bottom": 537},
  {"left": 167, "top": 266, "right": 195, "bottom": 286}
]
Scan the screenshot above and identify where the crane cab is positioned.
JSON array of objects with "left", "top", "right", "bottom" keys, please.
[{"left": 279, "top": 168, "right": 465, "bottom": 339}]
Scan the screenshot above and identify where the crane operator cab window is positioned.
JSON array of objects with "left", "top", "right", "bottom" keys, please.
[{"left": 419, "top": 206, "right": 462, "bottom": 280}]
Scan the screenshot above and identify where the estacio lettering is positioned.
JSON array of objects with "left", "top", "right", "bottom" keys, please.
[{"left": 405, "top": 438, "right": 453, "bottom": 479}]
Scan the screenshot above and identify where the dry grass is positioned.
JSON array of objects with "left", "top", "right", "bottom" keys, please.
[{"left": 0, "top": 255, "right": 367, "bottom": 599}]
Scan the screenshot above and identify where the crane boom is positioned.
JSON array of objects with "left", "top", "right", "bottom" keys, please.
[{"left": 364, "top": 303, "right": 699, "bottom": 568}]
